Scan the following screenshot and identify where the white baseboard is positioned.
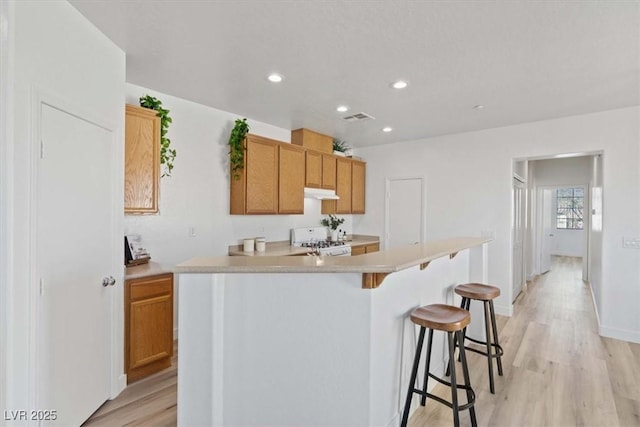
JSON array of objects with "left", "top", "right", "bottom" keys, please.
[
  {"left": 587, "top": 282, "right": 601, "bottom": 326},
  {"left": 587, "top": 283, "right": 640, "bottom": 344},
  {"left": 600, "top": 325, "right": 640, "bottom": 344},
  {"left": 111, "top": 374, "right": 127, "bottom": 399},
  {"left": 495, "top": 303, "right": 513, "bottom": 317},
  {"left": 550, "top": 251, "right": 582, "bottom": 258}
]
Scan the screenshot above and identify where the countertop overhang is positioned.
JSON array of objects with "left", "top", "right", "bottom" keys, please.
[{"left": 177, "top": 237, "right": 491, "bottom": 288}]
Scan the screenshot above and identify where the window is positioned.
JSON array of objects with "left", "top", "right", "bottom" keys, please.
[{"left": 556, "top": 187, "right": 584, "bottom": 230}]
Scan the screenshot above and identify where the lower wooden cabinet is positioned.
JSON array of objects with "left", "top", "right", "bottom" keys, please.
[
  {"left": 125, "top": 273, "right": 173, "bottom": 383},
  {"left": 351, "top": 242, "right": 380, "bottom": 256}
]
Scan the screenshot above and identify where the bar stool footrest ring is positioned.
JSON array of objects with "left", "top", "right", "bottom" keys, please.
[
  {"left": 409, "top": 388, "right": 476, "bottom": 411},
  {"left": 463, "top": 336, "right": 504, "bottom": 359}
]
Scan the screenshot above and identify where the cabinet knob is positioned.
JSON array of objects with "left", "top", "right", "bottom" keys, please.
[{"left": 102, "top": 276, "right": 116, "bottom": 287}]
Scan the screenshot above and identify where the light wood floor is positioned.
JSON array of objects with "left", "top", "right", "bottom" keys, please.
[
  {"left": 82, "top": 342, "right": 177, "bottom": 427},
  {"left": 410, "top": 256, "right": 640, "bottom": 427},
  {"left": 83, "top": 256, "right": 639, "bottom": 426}
]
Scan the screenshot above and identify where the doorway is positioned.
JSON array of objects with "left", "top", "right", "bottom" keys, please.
[
  {"left": 385, "top": 177, "right": 425, "bottom": 249},
  {"left": 515, "top": 155, "right": 600, "bottom": 299},
  {"left": 512, "top": 176, "right": 526, "bottom": 300}
]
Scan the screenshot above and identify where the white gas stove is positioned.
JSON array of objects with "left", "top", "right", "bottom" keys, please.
[{"left": 291, "top": 227, "right": 351, "bottom": 256}]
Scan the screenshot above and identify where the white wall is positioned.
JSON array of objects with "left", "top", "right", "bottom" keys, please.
[
  {"left": 124, "top": 83, "right": 353, "bottom": 266},
  {"left": 531, "top": 157, "right": 591, "bottom": 257},
  {"left": 7, "top": 0, "right": 125, "bottom": 417},
  {"left": 354, "top": 107, "right": 640, "bottom": 343}
]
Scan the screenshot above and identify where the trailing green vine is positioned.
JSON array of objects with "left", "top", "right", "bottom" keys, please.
[
  {"left": 139, "top": 95, "right": 177, "bottom": 177},
  {"left": 228, "top": 118, "right": 250, "bottom": 180}
]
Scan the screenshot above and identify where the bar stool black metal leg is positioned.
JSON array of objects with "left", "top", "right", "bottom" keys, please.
[
  {"left": 483, "top": 301, "right": 495, "bottom": 394},
  {"left": 446, "top": 297, "right": 468, "bottom": 376},
  {"left": 420, "top": 329, "right": 434, "bottom": 406},
  {"left": 401, "top": 327, "right": 426, "bottom": 427},
  {"left": 447, "top": 331, "right": 460, "bottom": 427},
  {"left": 457, "top": 330, "right": 478, "bottom": 427},
  {"left": 489, "top": 300, "right": 503, "bottom": 376}
]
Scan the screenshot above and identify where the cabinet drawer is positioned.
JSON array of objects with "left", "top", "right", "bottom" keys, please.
[{"left": 129, "top": 274, "right": 173, "bottom": 301}]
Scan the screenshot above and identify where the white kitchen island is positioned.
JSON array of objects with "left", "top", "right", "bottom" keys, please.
[{"left": 175, "top": 237, "right": 490, "bottom": 427}]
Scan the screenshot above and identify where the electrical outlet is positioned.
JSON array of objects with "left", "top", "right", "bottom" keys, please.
[{"left": 622, "top": 237, "right": 640, "bottom": 249}]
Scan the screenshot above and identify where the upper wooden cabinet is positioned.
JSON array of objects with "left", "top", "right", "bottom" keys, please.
[
  {"left": 291, "top": 128, "right": 333, "bottom": 154},
  {"left": 335, "top": 158, "right": 352, "bottom": 214},
  {"left": 231, "top": 134, "right": 279, "bottom": 215},
  {"left": 323, "top": 157, "right": 352, "bottom": 214},
  {"left": 351, "top": 160, "right": 366, "bottom": 214},
  {"left": 321, "top": 154, "right": 337, "bottom": 190},
  {"left": 125, "top": 105, "right": 160, "bottom": 214},
  {"left": 279, "top": 144, "right": 305, "bottom": 214},
  {"left": 305, "top": 150, "right": 322, "bottom": 188},
  {"left": 231, "top": 134, "right": 365, "bottom": 216},
  {"left": 322, "top": 158, "right": 366, "bottom": 214}
]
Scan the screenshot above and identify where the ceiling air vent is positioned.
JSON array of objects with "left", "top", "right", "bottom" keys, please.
[{"left": 342, "top": 112, "right": 375, "bottom": 122}]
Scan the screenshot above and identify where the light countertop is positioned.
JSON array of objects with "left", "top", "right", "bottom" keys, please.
[
  {"left": 180, "top": 236, "right": 490, "bottom": 275},
  {"left": 125, "top": 261, "right": 172, "bottom": 280}
]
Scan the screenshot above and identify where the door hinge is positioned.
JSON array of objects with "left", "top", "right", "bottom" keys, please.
[
  {"left": 39, "top": 278, "right": 44, "bottom": 296},
  {"left": 40, "top": 139, "right": 45, "bottom": 159}
]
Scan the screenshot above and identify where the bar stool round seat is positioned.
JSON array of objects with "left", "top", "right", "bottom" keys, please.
[
  {"left": 454, "top": 283, "right": 500, "bottom": 300},
  {"left": 410, "top": 304, "right": 471, "bottom": 332},
  {"left": 401, "top": 304, "right": 477, "bottom": 427},
  {"left": 447, "top": 283, "right": 504, "bottom": 395}
]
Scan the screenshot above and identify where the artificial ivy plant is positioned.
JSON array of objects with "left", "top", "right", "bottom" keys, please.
[
  {"left": 228, "top": 118, "right": 250, "bottom": 180},
  {"left": 139, "top": 95, "right": 177, "bottom": 177}
]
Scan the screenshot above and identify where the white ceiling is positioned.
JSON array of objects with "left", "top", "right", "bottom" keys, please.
[{"left": 70, "top": 0, "right": 639, "bottom": 148}]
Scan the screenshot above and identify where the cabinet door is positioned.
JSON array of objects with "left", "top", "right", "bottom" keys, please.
[
  {"left": 246, "top": 136, "right": 279, "bottom": 214},
  {"left": 351, "top": 161, "right": 366, "bottom": 214},
  {"left": 125, "top": 273, "right": 174, "bottom": 383},
  {"left": 321, "top": 155, "right": 337, "bottom": 190},
  {"left": 129, "top": 293, "right": 173, "bottom": 370},
  {"left": 125, "top": 105, "right": 160, "bottom": 214},
  {"left": 335, "top": 158, "right": 352, "bottom": 214},
  {"left": 305, "top": 150, "right": 322, "bottom": 188},
  {"left": 365, "top": 243, "right": 380, "bottom": 253},
  {"left": 351, "top": 245, "right": 366, "bottom": 256},
  {"left": 279, "top": 144, "right": 305, "bottom": 214}
]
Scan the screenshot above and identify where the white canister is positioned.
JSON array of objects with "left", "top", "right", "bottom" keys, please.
[
  {"left": 255, "top": 237, "right": 266, "bottom": 252},
  {"left": 243, "top": 238, "right": 255, "bottom": 252}
]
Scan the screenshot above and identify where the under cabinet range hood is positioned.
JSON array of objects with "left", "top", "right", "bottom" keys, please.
[{"left": 303, "top": 187, "right": 340, "bottom": 200}]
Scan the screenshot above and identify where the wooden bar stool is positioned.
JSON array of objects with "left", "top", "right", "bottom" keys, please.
[
  {"left": 447, "top": 283, "right": 504, "bottom": 394},
  {"left": 401, "top": 304, "right": 477, "bottom": 427}
]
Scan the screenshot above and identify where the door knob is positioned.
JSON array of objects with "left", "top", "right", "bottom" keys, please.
[{"left": 102, "top": 276, "right": 116, "bottom": 287}]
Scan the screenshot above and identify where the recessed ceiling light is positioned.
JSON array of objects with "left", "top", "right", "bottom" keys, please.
[
  {"left": 268, "top": 73, "right": 283, "bottom": 83},
  {"left": 473, "top": 104, "right": 485, "bottom": 109},
  {"left": 382, "top": 127, "right": 393, "bottom": 132},
  {"left": 391, "top": 80, "right": 408, "bottom": 89},
  {"left": 336, "top": 105, "right": 349, "bottom": 113}
]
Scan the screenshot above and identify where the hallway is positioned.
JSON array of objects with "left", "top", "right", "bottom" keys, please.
[{"left": 409, "top": 256, "right": 640, "bottom": 426}]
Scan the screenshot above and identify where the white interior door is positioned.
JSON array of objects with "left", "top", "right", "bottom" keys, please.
[
  {"left": 386, "top": 178, "right": 423, "bottom": 249},
  {"left": 37, "top": 104, "right": 116, "bottom": 426},
  {"left": 512, "top": 178, "right": 525, "bottom": 300},
  {"left": 539, "top": 188, "right": 554, "bottom": 274}
]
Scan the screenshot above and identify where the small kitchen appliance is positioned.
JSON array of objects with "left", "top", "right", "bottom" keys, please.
[{"left": 291, "top": 226, "right": 351, "bottom": 256}]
